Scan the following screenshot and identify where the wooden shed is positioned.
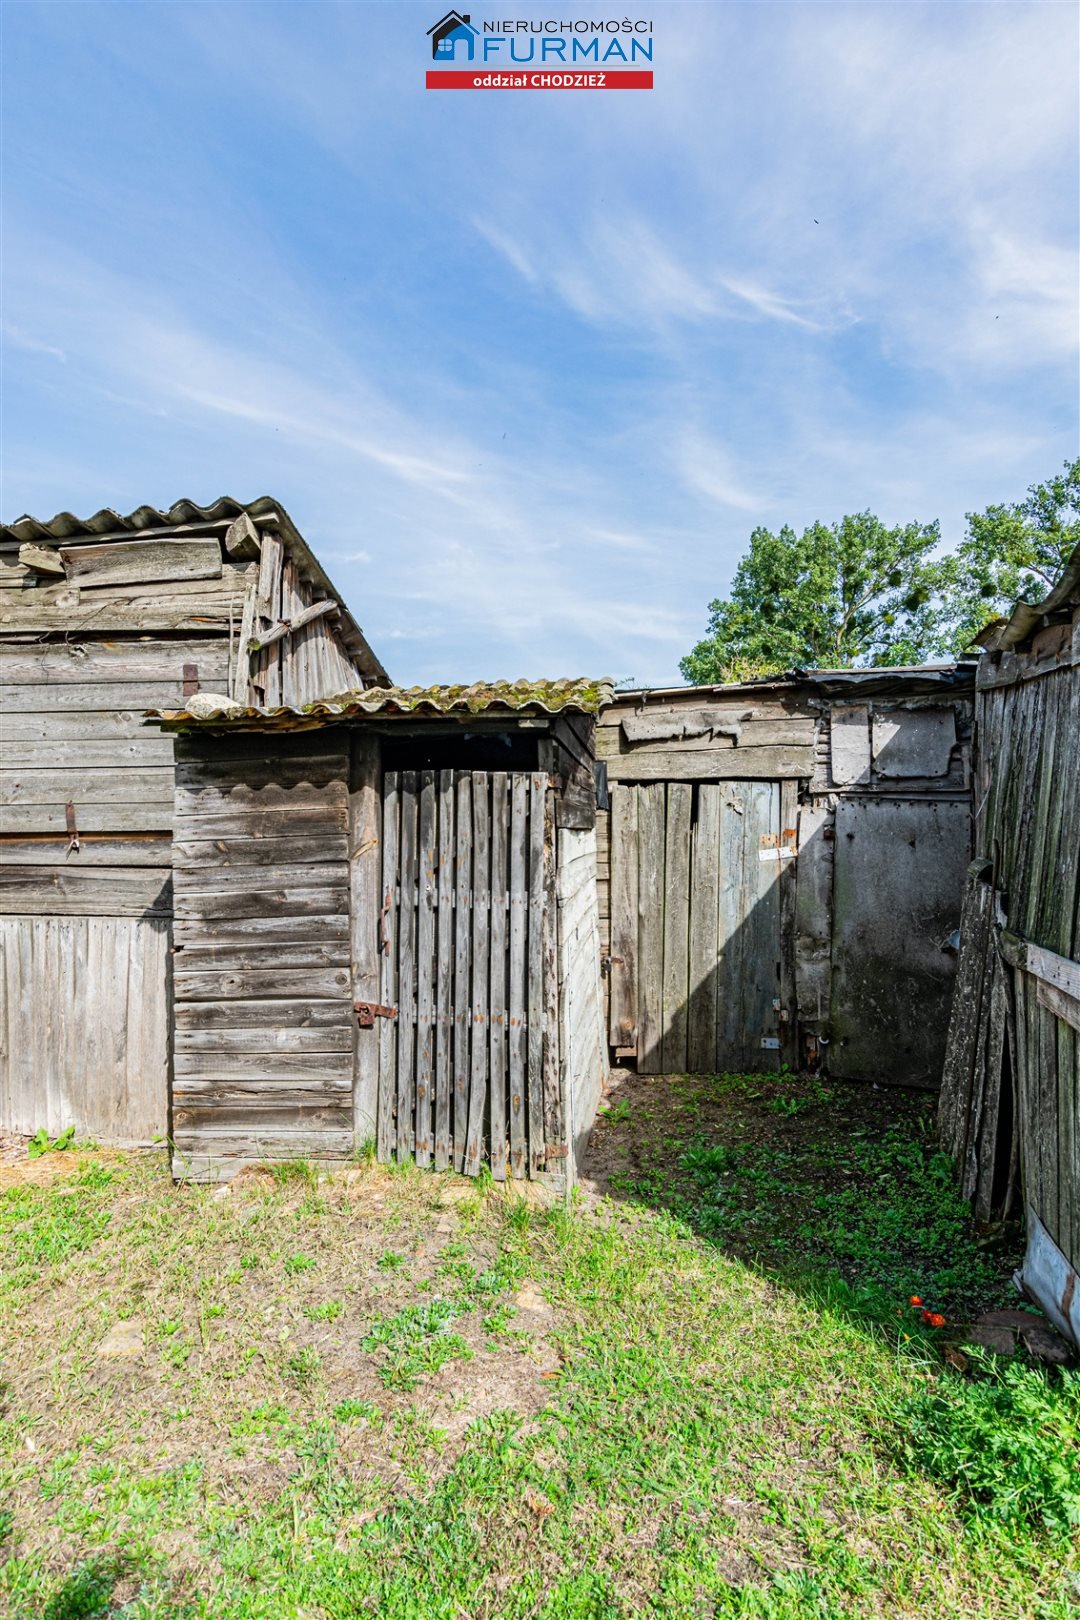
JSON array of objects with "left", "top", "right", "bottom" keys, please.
[
  {"left": 0, "top": 497, "right": 385, "bottom": 1144},
  {"left": 939, "top": 545, "right": 1080, "bottom": 1345},
  {"left": 146, "top": 680, "right": 611, "bottom": 1184},
  {"left": 595, "top": 666, "right": 976, "bottom": 1088}
]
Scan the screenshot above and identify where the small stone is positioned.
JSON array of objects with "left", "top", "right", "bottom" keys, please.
[
  {"left": 211, "top": 1184, "right": 232, "bottom": 1202},
  {"left": 97, "top": 1320, "right": 144, "bottom": 1359},
  {"left": 185, "top": 691, "right": 244, "bottom": 720},
  {"left": 974, "top": 1308, "right": 1044, "bottom": 1329}
]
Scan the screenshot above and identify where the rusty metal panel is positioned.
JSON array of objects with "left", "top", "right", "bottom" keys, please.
[{"left": 829, "top": 798, "right": 970, "bottom": 1086}]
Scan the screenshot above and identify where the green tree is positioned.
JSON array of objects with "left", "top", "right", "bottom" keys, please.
[
  {"left": 679, "top": 512, "right": 940, "bottom": 684},
  {"left": 929, "top": 458, "right": 1080, "bottom": 655}
]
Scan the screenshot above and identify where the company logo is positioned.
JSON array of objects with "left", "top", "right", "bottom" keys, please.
[
  {"left": 425, "top": 14, "right": 654, "bottom": 89},
  {"left": 428, "top": 11, "right": 479, "bottom": 62}
]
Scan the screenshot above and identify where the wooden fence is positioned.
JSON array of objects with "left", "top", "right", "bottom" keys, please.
[{"left": 941, "top": 651, "right": 1080, "bottom": 1251}]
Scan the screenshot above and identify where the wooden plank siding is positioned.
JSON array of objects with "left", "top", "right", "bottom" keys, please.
[
  {"left": 598, "top": 683, "right": 973, "bottom": 1084},
  {"left": 0, "top": 915, "right": 169, "bottom": 1141},
  {"left": 610, "top": 780, "right": 786, "bottom": 1076},
  {"left": 942, "top": 615, "right": 1080, "bottom": 1268},
  {"left": 169, "top": 733, "right": 355, "bottom": 1178}
]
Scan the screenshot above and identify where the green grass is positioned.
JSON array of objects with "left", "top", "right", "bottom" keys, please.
[{"left": 0, "top": 1080, "right": 1076, "bottom": 1618}]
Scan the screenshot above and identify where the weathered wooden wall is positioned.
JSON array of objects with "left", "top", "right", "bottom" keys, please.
[
  {"left": 597, "top": 689, "right": 816, "bottom": 782},
  {"left": 941, "top": 614, "right": 1080, "bottom": 1288},
  {"left": 557, "top": 825, "right": 606, "bottom": 1172},
  {"left": 598, "top": 679, "right": 973, "bottom": 1086},
  {"left": 0, "top": 637, "right": 213, "bottom": 1138},
  {"left": 0, "top": 916, "right": 170, "bottom": 1142},
  {"left": 606, "top": 780, "right": 796, "bottom": 1075},
  {"left": 170, "top": 731, "right": 354, "bottom": 1179},
  {"left": 0, "top": 501, "right": 380, "bottom": 1144}
]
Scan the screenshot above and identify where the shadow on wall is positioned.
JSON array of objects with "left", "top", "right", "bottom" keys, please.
[{"left": 624, "top": 786, "right": 969, "bottom": 1092}]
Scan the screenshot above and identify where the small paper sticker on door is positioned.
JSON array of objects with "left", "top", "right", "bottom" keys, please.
[
  {"left": 760, "top": 1036, "right": 781, "bottom": 1050},
  {"left": 758, "top": 848, "right": 794, "bottom": 862}
]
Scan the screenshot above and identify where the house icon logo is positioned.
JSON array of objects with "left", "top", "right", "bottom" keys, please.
[{"left": 428, "top": 10, "right": 479, "bottom": 62}]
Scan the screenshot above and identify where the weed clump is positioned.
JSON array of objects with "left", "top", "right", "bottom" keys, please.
[{"left": 894, "top": 1354, "right": 1080, "bottom": 1538}]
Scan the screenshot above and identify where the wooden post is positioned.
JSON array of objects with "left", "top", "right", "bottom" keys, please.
[{"left": 349, "top": 733, "right": 380, "bottom": 1151}]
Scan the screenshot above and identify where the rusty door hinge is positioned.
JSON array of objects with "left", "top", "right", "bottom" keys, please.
[{"left": 355, "top": 1001, "right": 398, "bottom": 1027}]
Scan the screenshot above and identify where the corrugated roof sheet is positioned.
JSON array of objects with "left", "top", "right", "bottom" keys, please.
[
  {"left": 0, "top": 494, "right": 388, "bottom": 682},
  {"left": 975, "top": 540, "right": 1080, "bottom": 653},
  {"left": 146, "top": 677, "right": 614, "bottom": 729},
  {"left": 615, "top": 662, "right": 977, "bottom": 702}
]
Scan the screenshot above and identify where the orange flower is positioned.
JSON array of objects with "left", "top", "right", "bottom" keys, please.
[
  {"left": 927, "top": 1313, "right": 947, "bottom": 1329},
  {"left": 910, "top": 1296, "right": 923, "bottom": 1306}
]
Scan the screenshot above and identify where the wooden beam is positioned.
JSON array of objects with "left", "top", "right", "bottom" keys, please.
[
  {"left": 247, "top": 598, "right": 338, "bottom": 652},
  {"left": 605, "top": 746, "right": 815, "bottom": 781},
  {"left": 224, "top": 513, "right": 262, "bottom": 562},
  {"left": 60, "top": 539, "right": 223, "bottom": 590},
  {"left": 18, "top": 542, "right": 65, "bottom": 575},
  {"left": 0, "top": 594, "right": 245, "bottom": 635}
]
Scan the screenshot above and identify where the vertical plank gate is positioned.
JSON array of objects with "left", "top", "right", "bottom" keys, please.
[
  {"left": 609, "top": 779, "right": 792, "bottom": 1074},
  {"left": 374, "top": 769, "right": 555, "bottom": 1176}
]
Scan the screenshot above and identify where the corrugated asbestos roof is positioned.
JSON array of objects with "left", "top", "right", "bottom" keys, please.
[
  {"left": 146, "top": 677, "right": 615, "bottom": 729},
  {"left": 976, "top": 540, "right": 1080, "bottom": 653},
  {"left": 0, "top": 495, "right": 388, "bottom": 682}
]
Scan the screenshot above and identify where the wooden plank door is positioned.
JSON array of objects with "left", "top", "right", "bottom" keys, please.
[
  {"left": 375, "top": 769, "right": 554, "bottom": 1176},
  {"left": 609, "top": 780, "right": 788, "bottom": 1074}
]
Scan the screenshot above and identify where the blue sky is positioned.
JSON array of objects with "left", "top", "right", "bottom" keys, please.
[{"left": 3, "top": 2, "right": 1077, "bottom": 686}]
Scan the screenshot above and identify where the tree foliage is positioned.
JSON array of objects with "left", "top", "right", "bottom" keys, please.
[
  {"left": 926, "top": 459, "right": 1080, "bottom": 656},
  {"left": 679, "top": 512, "right": 940, "bottom": 684},
  {"left": 680, "top": 460, "right": 1080, "bottom": 683}
]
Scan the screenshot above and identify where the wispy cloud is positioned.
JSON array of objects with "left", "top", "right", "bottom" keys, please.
[
  {"left": 2, "top": 322, "right": 66, "bottom": 363},
  {"left": 674, "top": 433, "right": 766, "bottom": 515},
  {"left": 3, "top": 2, "right": 1075, "bottom": 686}
]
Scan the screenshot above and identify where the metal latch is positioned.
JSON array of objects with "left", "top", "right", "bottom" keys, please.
[
  {"left": 355, "top": 1001, "right": 398, "bottom": 1028},
  {"left": 599, "top": 955, "right": 624, "bottom": 978}
]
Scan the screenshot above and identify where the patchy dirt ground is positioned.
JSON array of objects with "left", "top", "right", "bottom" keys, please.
[
  {"left": 1, "top": 1084, "right": 1073, "bottom": 1619},
  {"left": 580, "top": 1066, "right": 1024, "bottom": 1320}
]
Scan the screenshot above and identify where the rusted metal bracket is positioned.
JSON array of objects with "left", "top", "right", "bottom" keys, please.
[
  {"left": 65, "top": 800, "right": 80, "bottom": 854},
  {"left": 355, "top": 1001, "right": 398, "bottom": 1028},
  {"left": 183, "top": 662, "right": 200, "bottom": 698}
]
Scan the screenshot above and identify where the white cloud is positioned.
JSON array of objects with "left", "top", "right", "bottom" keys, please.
[
  {"left": 674, "top": 433, "right": 766, "bottom": 514},
  {"left": 2, "top": 323, "right": 66, "bottom": 363}
]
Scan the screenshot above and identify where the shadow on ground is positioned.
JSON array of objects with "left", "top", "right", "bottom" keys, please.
[{"left": 580, "top": 1065, "right": 1025, "bottom": 1331}]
